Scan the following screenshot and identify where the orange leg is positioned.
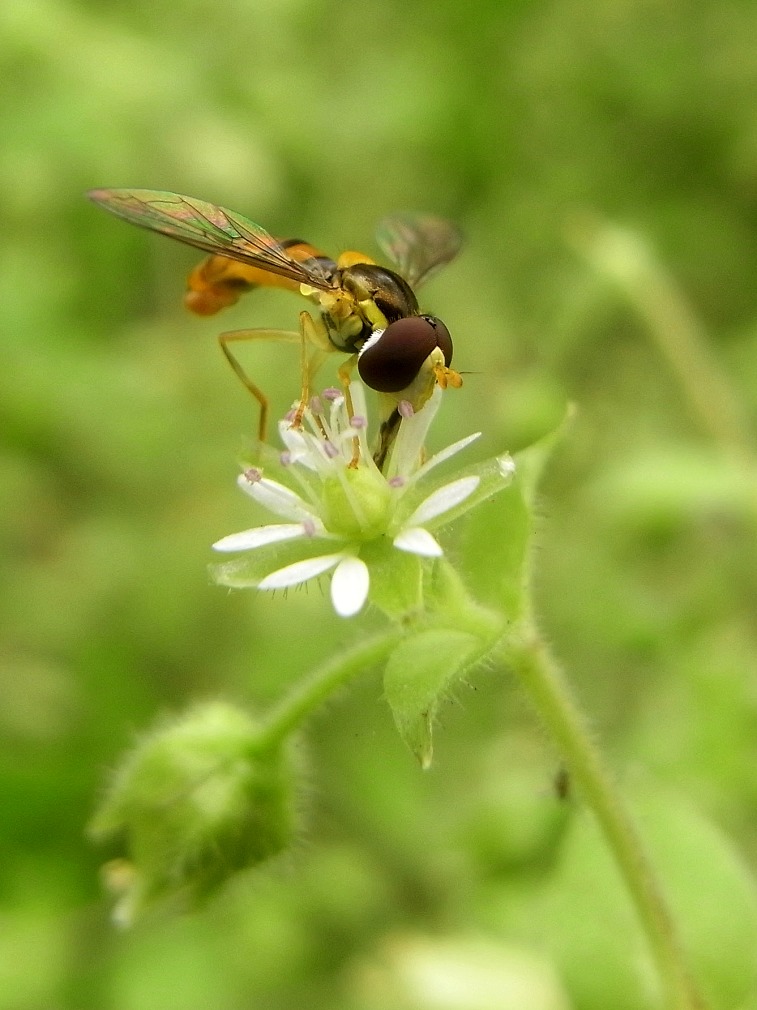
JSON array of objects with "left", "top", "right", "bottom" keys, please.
[
  {"left": 290, "top": 311, "right": 330, "bottom": 429},
  {"left": 218, "top": 327, "right": 301, "bottom": 442},
  {"left": 337, "top": 355, "right": 362, "bottom": 468}
]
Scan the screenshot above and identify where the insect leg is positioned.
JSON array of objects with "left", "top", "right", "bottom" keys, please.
[
  {"left": 335, "top": 354, "right": 359, "bottom": 423},
  {"left": 218, "top": 328, "right": 301, "bottom": 442},
  {"left": 336, "top": 354, "right": 362, "bottom": 468},
  {"left": 290, "top": 311, "right": 331, "bottom": 429}
]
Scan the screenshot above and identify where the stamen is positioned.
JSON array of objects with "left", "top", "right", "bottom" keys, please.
[
  {"left": 309, "top": 395, "right": 323, "bottom": 416},
  {"left": 388, "top": 475, "right": 406, "bottom": 488},
  {"left": 322, "top": 387, "right": 342, "bottom": 402},
  {"left": 323, "top": 441, "right": 340, "bottom": 459},
  {"left": 312, "top": 413, "right": 329, "bottom": 439},
  {"left": 350, "top": 414, "right": 367, "bottom": 429},
  {"left": 302, "top": 518, "right": 317, "bottom": 537},
  {"left": 280, "top": 451, "right": 293, "bottom": 467},
  {"left": 243, "top": 467, "right": 263, "bottom": 484},
  {"left": 498, "top": 455, "right": 516, "bottom": 477},
  {"left": 398, "top": 400, "right": 414, "bottom": 419}
]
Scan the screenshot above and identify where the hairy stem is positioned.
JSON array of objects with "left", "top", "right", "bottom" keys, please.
[
  {"left": 257, "top": 627, "right": 403, "bottom": 749},
  {"left": 501, "top": 622, "right": 709, "bottom": 1010}
]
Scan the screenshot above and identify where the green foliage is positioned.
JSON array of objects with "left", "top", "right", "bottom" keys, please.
[
  {"left": 2, "top": 0, "right": 757, "bottom": 1007},
  {"left": 482, "top": 784, "right": 757, "bottom": 1010}
]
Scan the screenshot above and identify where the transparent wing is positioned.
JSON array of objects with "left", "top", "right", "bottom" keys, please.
[
  {"left": 375, "top": 212, "right": 463, "bottom": 289},
  {"left": 88, "top": 188, "right": 334, "bottom": 290}
]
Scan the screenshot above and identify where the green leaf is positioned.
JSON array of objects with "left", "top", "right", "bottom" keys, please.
[{"left": 384, "top": 629, "right": 482, "bottom": 768}]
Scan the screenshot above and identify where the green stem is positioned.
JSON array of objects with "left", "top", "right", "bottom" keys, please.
[
  {"left": 256, "top": 626, "right": 403, "bottom": 749},
  {"left": 501, "top": 621, "right": 709, "bottom": 1010}
]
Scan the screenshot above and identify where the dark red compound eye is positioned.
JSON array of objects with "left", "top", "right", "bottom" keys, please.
[{"left": 357, "top": 315, "right": 453, "bottom": 393}]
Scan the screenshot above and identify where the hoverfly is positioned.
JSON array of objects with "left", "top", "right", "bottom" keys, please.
[{"left": 87, "top": 189, "right": 463, "bottom": 468}]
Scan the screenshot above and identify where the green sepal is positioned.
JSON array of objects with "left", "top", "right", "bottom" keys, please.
[
  {"left": 463, "top": 407, "right": 575, "bottom": 617},
  {"left": 384, "top": 628, "right": 482, "bottom": 768},
  {"left": 393, "top": 453, "right": 517, "bottom": 533},
  {"left": 360, "top": 538, "right": 425, "bottom": 619},
  {"left": 210, "top": 537, "right": 336, "bottom": 588},
  {"left": 514, "top": 404, "right": 576, "bottom": 507}
]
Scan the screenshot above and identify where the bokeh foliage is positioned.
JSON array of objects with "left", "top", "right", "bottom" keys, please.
[{"left": 1, "top": 0, "right": 757, "bottom": 1007}]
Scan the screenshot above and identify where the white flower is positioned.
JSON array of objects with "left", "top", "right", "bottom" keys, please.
[{"left": 212, "top": 384, "right": 515, "bottom": 618}]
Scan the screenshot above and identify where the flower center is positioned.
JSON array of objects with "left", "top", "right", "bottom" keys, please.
[{"left": 321, "top": 466, "right": 392, "bottom": 540}]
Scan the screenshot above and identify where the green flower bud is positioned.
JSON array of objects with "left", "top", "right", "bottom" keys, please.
[{"left": 89, "top": 701, "right": 297, "bottom": 924}]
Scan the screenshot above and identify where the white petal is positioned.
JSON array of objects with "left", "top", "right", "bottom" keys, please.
[
  {"left": 404, "top": 475, "right": 481, "bottom": 526},
  {"left": 410, "top": 432, "right": 481, "bottom": 484},
  {"left": 347, "top": 382, "right": 368, "bottom": 423},
  {"left": 393, "top": 526, "right": 443, "bottom": 557},
  {"left": 237, "top": 473, "right": 317, "bottom": 521},
  {"left": 385, "top": 386, "right": 442, "bottom": 481},
  {"left": 212, "top": 523, "right": 310, "bottom": 553},
  {"left": 279, "top": 425, "right": 314, "bottom": 464},
  {"left": 330, "top": 556, "right": 370, "bottom": 617},
  {"left": 258, "top": 553, "right": 343, "bottom": 590}
]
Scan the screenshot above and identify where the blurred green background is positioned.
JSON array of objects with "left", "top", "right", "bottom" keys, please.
[{"left": 2, "top": 0, "right": 757, "bottom": 1007}]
